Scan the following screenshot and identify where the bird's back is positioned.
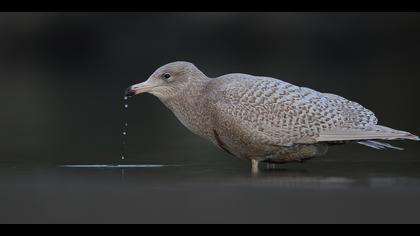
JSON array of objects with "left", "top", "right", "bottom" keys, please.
[{"left": 204, "top": 73, "right": 416, "bottom": 152}]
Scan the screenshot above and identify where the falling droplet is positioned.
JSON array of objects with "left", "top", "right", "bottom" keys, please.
[{"left": 121, "top": 96, "right": 129, "bottom": 162}]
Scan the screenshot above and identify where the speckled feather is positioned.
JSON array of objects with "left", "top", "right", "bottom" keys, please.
[{"left": 205, "top": 74, "right": 379, "bottom": 146}]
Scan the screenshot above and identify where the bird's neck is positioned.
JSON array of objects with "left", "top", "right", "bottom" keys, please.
[{"left": 160, "top": 80, "right": 212, "bottom": 138}]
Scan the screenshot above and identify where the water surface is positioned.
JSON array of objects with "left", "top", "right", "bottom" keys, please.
[{"left": 1, "top": 150, "right": 420, "bottom": 223}]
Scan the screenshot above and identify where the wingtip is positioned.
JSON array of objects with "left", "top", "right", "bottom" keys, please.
[
  {"left": 399, "top": 132, "right": 420, "bottom": 141},
  {"left": 409, "top": 134, "right": 420, "bottom": 141},
  {"left": 357, "top": 140, "right": 404, "bottom": 151}
]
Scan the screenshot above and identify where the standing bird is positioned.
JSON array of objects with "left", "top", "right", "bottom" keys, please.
[{"left": 126, "top": 61, "right": 419, "bottom": 172}]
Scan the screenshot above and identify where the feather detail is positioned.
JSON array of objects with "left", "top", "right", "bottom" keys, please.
[{"left": 317, "top": 125, "right": 419, "bottom": 142}]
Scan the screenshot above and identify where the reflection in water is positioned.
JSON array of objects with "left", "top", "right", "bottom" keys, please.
[
  {"left": 1, "top": 162, "right": 420, "bottom": 223},
  {"left": 58, "top": 162, "right": 420, "bottom": 189},
  {"left": 252, "top": 172, "right": 420, "bottom": 189},
  {"left": 248, "top": 169, "right": 356, "bottom": 189},
  {"left": 368, "top": 177, "right": 420, "bottom": 188}
]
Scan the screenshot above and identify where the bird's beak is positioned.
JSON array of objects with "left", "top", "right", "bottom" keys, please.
[{"left": 125, "top": 81, "right": 155, "bottom": 97}]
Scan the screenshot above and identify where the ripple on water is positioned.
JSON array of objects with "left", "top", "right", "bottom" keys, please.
[{"left": 61, "top": 164, "right": 167, "bottom": 168}]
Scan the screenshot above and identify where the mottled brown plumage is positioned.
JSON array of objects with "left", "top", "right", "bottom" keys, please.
[{"left": 126, "top": 61, "right": 419, "bottom": 171}]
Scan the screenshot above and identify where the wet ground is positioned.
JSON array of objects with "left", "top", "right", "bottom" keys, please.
[{"left": 1, "top": 146, "right": 420, "bottom": 224}]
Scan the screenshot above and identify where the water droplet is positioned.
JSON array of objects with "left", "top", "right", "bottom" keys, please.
[{"left": 121, "top": 96, "right": 130, "bottom": 162}]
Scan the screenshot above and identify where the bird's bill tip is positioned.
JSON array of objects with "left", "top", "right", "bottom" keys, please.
[
  {"left": 125, "top": 82, "right": 154, "bottom": 97},
  {"left": 125, "top": 86, "right": 136, "bottom": 97}
]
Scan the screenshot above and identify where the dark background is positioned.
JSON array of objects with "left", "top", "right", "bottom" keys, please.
[
  {"left": 1, "top": 12, "right": 419, "bottom": 165},
  {"left": 1, "top": 12, "right": 420, "bottom": 224}
]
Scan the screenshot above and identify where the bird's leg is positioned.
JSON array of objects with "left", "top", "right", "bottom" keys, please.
[{"left": 251, "top": 160, "right": 259, "bottom": 174}]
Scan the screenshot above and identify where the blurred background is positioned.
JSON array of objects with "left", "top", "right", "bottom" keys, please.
[
  {"left": 1, "top": 13, "right": 420, "bottom": 223},
  {"left": 1, "top": 12, "right": 419, "bottom": 165}
]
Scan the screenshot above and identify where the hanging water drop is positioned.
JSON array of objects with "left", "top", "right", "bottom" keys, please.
[{"left": 121, "top": 96, "right": 129, "bottom": 162}]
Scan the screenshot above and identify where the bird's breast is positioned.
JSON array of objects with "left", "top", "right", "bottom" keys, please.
[{"left": 164, "top": 98, "right": 214, "bottom": 140}]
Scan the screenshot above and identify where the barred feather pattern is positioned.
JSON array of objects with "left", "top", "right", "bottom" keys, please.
[{"left": 206, "top": 74, "right": 379, "bottom": 147}]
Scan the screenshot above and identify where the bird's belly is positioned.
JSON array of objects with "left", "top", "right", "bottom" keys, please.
[
  {"left": 263, "top": 143, "right": 328, "bottom": 163},
  {"left": 209, "top": 128, "right": 280, "bottom": 160},
  {"left": 209, "top": 126, "right": 328, "bottom": 162}
]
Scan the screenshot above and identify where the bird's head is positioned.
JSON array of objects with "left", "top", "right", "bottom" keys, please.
[{"left": 125, "top": 61, "right": 206, "bottom": 100}]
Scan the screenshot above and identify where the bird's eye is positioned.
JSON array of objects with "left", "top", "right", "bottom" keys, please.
[{"left": 163, "top": 73, "right": 171, "bottom": 79}]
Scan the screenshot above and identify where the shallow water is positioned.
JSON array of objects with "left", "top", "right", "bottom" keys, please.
[{"left": 1, "top": 149, "right": 420, "bottom": 223}]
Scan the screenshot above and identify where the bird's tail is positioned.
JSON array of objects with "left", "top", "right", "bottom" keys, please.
[{"left": 317, "top": 125, "right": 419, "bottom": 150}]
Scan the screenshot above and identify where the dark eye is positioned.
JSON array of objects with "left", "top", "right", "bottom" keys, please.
[{"left": 163, "top": 73, "right": 171, "bottom": 79}]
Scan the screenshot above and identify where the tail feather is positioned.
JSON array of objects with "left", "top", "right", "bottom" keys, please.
[
  {"left": 319, "top": 125, "right": 418, "bottom": 150},
  {"left": 317, "top": 125, "right": 419, "bottom": 142},
  {"left": 357, "top": 140, "right": 404, "bottom": 151}
]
